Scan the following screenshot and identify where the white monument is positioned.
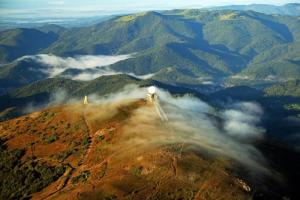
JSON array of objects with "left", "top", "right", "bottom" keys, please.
[
  {"left": 146, "top": 86, "right": 158, "bottom": 102},
  {"left": 146, "top": 86, "right": 168, "bottom": 121},
  {"left": 83, "top": 96, "right": 89, "bottom": 105}
]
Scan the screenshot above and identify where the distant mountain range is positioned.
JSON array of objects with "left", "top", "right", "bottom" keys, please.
[
  {"left": 1, "top": 8, "right": 300, "bottom": 92},
  {"left": 209, "top": 3, "right": 300, "bottom": 16},
  {"left": 0, "top": 6, "right": 299, "bottom": 157},
  {"left": 1, "top": 5, "right": 300, "bottom": 100},
  {"left": 1, "top": 5, "right": 300, "bottom": 199}
]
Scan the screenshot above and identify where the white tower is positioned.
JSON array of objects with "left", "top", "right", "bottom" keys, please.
[
  {"left": 146, "top": 86, "right": 158, "bottom": 102},
  {"left": 146, "top": 86, "right": 168, "bottom": 121},
  {"left": 83, "top": 96, "right": 89, "bottom": 105}
]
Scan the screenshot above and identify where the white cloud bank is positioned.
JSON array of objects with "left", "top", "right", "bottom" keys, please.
[
  {"left": 32, "top": 54, "right": 131, "bottom": 71},
  {"left": 223, "top": 102, "right": 265, "bottom": 139},
  {"left": 20, "top": 54, "right": 155, "bottom": 81},
  {"left": 94, "top": 86, "right": 268, "bottom": 174},
  {"left": 23, "top": 83, "right": 268, "bottom": 175}
]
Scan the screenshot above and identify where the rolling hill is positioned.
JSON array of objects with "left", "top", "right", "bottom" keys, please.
[
  {"left": 1, "top": 9, "right": 300, "bottom": 87},
  {"left": 0, "top": 28, "right": 58, "bottom": 63},
  {"left": 0, "top": 57, "right": 50, "bottom": 93},
  {"left": 1, "top": 4, "right": 300, "bottom": 200},
  {"left": 1, "top": 95, "right": 299, "bottom": 199},
  {"left": 0, "top": 101, "right": 251, "bottom": 199},
  {"left": 264, "top": 79, "right": 300, "bottom": 97},
  {"left": 209, "top": 3, "right": 300, "bottom": 16},
  {"left": 0, "top": 74, "right": 205, "bottom": 121}
]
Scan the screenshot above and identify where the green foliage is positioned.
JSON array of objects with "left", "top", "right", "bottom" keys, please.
[
  {"left": 0, "top": 9, "right": 300, "bottom": 92},
  {"left": 264, "top": 80, "right": 300, "bottom": 97},
  {"left": 55, "top": 149, "right": 76, "bottom": 162},
  {"left": 82, "top": 136, "right": 90, "bottom": 147},
  {"left": 0, "top": 28, "right": 58, "bottom": 63},
  {"left": 71, "top": 171, "right": 91, "bottom": 184},
  {"left": 284, "top": 104, "right": 300, "bottom": 111},
  {"left": 10, "top": 78, "right": 84, "bottom": 98},
  {"left": 43, "top": 133, "right": 58, "bottom": 144},
  {"left": 207, "top": 3, "right": 300, "bottom": 16},
  {"left": 130, "top": 166, "right": 143, "bottom": 176},
  {"left": 0, "top": 140, "right": 65, "bottom": 199},
  {"left": 97, "top": 135, "right": 105, "bottom": 142}
]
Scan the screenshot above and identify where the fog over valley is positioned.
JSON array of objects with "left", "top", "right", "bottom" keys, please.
[{"left": 0, "top": 1, "right": 300, "bottom": 200}]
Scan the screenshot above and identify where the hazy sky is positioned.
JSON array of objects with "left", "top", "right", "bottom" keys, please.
[{"left": 0, "top": 0, "right": 299, "bottom": 18}]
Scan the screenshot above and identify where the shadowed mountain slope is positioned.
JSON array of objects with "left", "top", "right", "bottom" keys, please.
[{"left": 1, "top": 10, "right": 300, "bottom": 85}]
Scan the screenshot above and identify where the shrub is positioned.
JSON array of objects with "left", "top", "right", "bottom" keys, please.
[
  {"left": 97, "top": 135, "right": 105, "bottom": 142},
  {"left": 130, "top": 166, "right": 143, "bottom": 176},
  {"left": 55, "top": 150, "right": 74, "bottom": 162},
  {"left": 0, "top": 139, "right": 65, "bottom": 199},
  {"left": 82, "top": 136, "right": 90, "bottom": 147},
  {"left": 43, "top": 133, "right": 58, "bottom": 144},
  {"left": 71, "top": 171, "right": 90, "bottom": 184}
]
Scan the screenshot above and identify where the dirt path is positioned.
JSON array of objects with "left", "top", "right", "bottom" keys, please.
[
  {"left": 42, "top": 166, "right": 74, "bottom": 200},
  {"left": 81, "top": 108, "right": 94, "bottom": 163},
  {"left": 43, "top": 107, "right": 94, "bottom": 199},
  {"left": 171, "top": 156, "right": 177, "bottom": 177}
]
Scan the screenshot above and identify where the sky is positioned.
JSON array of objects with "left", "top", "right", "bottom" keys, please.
[{"left": 0, "top": 0, "right": 299, "bottom": 18}]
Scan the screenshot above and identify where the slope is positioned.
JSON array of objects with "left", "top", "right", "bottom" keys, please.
[
  {"left": 1, "top": 94, "right": 299, "bottom": 199},
  {"left": 1, "top": 10, "right": 300, "bottom": 85},
  {"left": 0, "top": 28, "right": 58, "bottom": 63},
  {"left": 0, "top": 74, "right": 205, "bottom": 121},
  {"left": 34, "top": 10, "right": 300, "bottom": 82},
  {"left": 208, "top": 3, "right": 300, "bottom": 16},
  {"left": 0, "top": 99, "right": 252, "bottom": 200}
]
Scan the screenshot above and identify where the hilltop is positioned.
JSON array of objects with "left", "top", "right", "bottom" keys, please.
[
  {"left": 0, "top": 99, "right": 251, "bottom": 200},
  {"left": 0, "top": 9, "right": 300, "bottom": 89},
  {"left": 0, "top": 74, "right": 205, "bottom": 121},
  {"left": 208, "top": 3, "right": 300, "bottom": 16},
  {"left": 1, "top": 4, "right": 300, "bottom": 200},
  {"left": 0, "top": 90, "right": 300, "bottom": 199}
]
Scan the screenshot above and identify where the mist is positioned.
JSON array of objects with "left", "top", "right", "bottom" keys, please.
[
  {"left": 31, "top": 54, "right": 132, "bottom": 73},
  {"left": 17, "top": 54, "right": 156, "bottom": 81},
  {"left": 76, "top": 85, "right": 267, "bottom": 174},
  {"left": 118, "top": 88, "right": 267, "bottom": 173},
  {"left": 22, "top": 84, "right": 268, "bottom": 174}
]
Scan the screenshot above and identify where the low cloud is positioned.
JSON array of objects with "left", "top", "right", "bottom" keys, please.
[
  {"left": 29, "top": 53, "right": 132, "bottom": 76},
  {"left": 223, "top": 102, "right": 265, "bottom": 139},
  {"left": 121, "top": 89, "right": 267, "bottom": 173},
  {"left": 22, "top": 85, "right": 268, "bottom": 174},
  {"left": 76, "top": 86, "right": 267, "bottom": 174},
  {"left": 72, "top": 71, "right": 155, "bottom": 81},
  {"left": 22, "top": 89, "right": 71, "bottom": 114},
  {"left": 19, "top": 54, "right": 155, "bottom": 81}
]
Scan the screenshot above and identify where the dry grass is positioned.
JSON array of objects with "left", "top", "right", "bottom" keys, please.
[
  {"left": 220, "top": 12, "right": 239, "bottom": 21},
  {"left": 0, "top": 100, "right": 251, "bottom": 200},
  {"left": 116, "top": 12, "right": 147, "bottom": 22}
]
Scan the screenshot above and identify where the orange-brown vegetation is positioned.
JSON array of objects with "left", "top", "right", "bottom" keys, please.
[{"left": 0, "top": 99, "right": 251, "bottom": 200}]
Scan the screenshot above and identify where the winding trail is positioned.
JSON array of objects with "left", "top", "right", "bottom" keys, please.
[
  {"left": 81, "top": 106, "right": 94, "bottom": 164},
  {"left": 171, "top": 156, "right": 177, "bottom": 177},
  {"left": 42, "top": 106, "right": 94, "bottom": 199},
  {"left": 43, "top": 166, "right": 74, "bottom": 200}
]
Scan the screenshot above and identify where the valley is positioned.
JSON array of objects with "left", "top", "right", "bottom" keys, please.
[{"left": 0, "top": 2, "right": 300, "bottom": 200}]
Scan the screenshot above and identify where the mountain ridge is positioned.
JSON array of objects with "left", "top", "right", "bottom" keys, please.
[
  {"left": 208, "top": 3, "right": 300, "bottom": 16},
  {"left": 0, "top": 9, "right": 300, "bottom": 90}
]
